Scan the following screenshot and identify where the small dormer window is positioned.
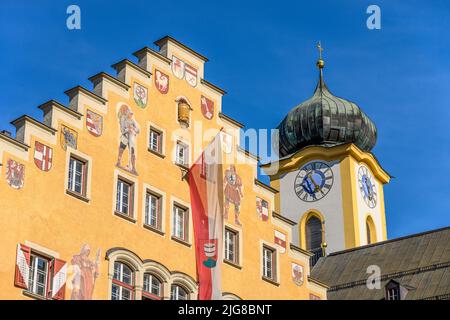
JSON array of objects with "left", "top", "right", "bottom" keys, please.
[{"left": 385, "top": 280, "right": 406, "bottom": 300}]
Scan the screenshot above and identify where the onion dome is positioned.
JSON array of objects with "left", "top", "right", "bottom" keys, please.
[{"left": 277, "top": 43, "right": 377, "bottom": 157}]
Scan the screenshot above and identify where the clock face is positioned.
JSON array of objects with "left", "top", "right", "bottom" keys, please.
[
  {"left": 294, "top": 161, "right": 334, "bottom": 202},
  {"left": 358, "top": 166, "right": 377, "bottom": 208}
]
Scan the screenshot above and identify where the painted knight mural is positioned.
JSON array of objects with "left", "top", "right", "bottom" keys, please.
[{"left": 116, "top": 103, "right": 140, "bottom": 175}]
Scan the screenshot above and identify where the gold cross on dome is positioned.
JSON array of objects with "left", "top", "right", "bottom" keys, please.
[{"left": 317, "top": 41, "right": 323, "bottom": 60}]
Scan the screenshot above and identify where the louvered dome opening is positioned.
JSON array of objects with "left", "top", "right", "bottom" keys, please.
[
  {"left": 306, "top": 216, "right": 323, "bottom": 267},
  {"left": 306, "top": 216, "right": 322, "bottom": 251}
]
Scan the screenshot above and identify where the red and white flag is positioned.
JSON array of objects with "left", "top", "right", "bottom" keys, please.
[
  {"left": 34, "top": 141, "right": 53, "bottom": 171},
  {"left": 188, "top": 133, "right": 224, "bottom": 300}
]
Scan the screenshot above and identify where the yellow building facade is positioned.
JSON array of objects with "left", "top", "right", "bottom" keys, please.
[{"left": 0, "top": 36, "right": 327, "bottom": 300}]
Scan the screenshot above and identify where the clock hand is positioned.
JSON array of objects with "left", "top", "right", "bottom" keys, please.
[{"left": 308, "top": 172, "right": 320, "bottom": 192}]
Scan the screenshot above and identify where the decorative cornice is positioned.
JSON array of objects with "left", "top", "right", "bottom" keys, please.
[
  {"left": 10, "top": 115, "right": 57, "bottom": 135},
  {"left": 88, "top": 72, "right": 130, "bottom": 91},
  {"left": 0, "top": 132, "right": 29, "bottom": 151},
  {"left": 254, "top": 178, "right": 278, "bottom": 194},
  {"left": 200, "top": 78, "right": 226, "bottom": 95},
  {"left": 272, "top": 211, "right": 296, "bottom": 226},
  {"left": 154, "top": 36, "right": 209, "bottom": 62},
  {"left": 38, "top": 100, "right": 83, "bottom": 120},
  {"left": 132, "top": 46, "right": 172, "bottom": 64},
  {"left": 218, "top": 112, "right": 244, "bottom": 128},
  {"left": 64, "top": 85, "right": 107, "bottom": 105},
  {"left": 111, "top": 59, "right": 152, "bottom": 78},
  {"left": 237, "top": 146, "right": 260, "bottom": 161},
  {"left": 290, "top": 243, "right": 313, "bottom": 257}
]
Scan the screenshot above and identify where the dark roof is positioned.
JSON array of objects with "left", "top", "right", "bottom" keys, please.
[
  {"left": 311, "top": 226, "right": 450, "bottom": 300},
  {"left": 276, "top": 62, "right": 377, "bottom": 157}
]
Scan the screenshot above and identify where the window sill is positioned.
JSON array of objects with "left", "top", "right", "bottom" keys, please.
[
  {"left": 148, "top": 147, "right": 165, "bottom": 159},
  {"left": 175, "top": 162, "right": 189, "bottom": 171},
  {"left": 171, "top": 236, "right": 191, "bottom": 248},
  {"left": 114, "top": 211, "right": 137, "bottom": 223},
  {"left": 66, "top": 189, "right": 90, "bottom": 203},
  {"left": 23, "top": 290, "right": 47, "bottom": 300},
  {"left": 262, "top": 276, "right": 280, "bottom": 287},
  {"left": 223, "top": 259, "right": 242, "bottom": 270},
  {"left": 143, "top": 224, "right": 165, "bottom": 236}
]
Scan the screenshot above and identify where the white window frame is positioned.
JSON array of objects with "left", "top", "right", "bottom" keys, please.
[
  {"left": 225, "top": 228, "right": 238, "bottom": 264},
  {"left": 143, "top": 273, "right": 162, "bottom": 298},
  {"left": 111, "top": 262, "right": 134, "bottom": 300},
  {"left": 28, "top": 253, "right": 49, "bottom": 297},
  {"left": 68, "top": 157, "right": 85, "bottom": 194},
  {"left": 149, "top": 128, "right": 162, "bottom": 154},
  {"left": 170, "top": 284, "right": 188, "bottom": 300},
  {"left": 116, "top": 179, "right": 132, "bottom": 216},
  {"left": 173, "top": 205, "right": 187, "bottom": 241},
  {"left": 176, "top": 141, "right": 189, "bottom": 166},
  {"left": 262, "top": 246, "right": 275, "bottom": 280},
  {"left": 145, "top": 192, "right": 161, "bottom": 229}
]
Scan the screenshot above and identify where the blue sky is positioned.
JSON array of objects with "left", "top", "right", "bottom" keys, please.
[{"left": 1, "top": 0, "right": 449, "bottom": 239}]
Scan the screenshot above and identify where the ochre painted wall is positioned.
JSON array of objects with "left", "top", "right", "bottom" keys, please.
[{"left": 0, "top": 39, "right": 326, "bottom": 300}]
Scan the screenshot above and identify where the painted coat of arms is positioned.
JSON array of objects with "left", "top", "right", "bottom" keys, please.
[
  {"left": 291, "top": 263, "right": 304, "bottom": 286},
  {"left": 171, "top": 55, "right": 185, "bottom": 79},
  {"left": 133, "top": 83, "right": 148, "bottom": 108},
  {"left": 256, "top": 197, "right": 269, "bottom": 221},
  {"left": 155, "top": 69, "right": 169, "bottom": 94},
  {"left": 61, "top": 125, "right": 78, "bottom": 150},
  {"left": 6, "top": 159, "right": 25, "bottom": 189},
  {"left": 34, "top": 141, "right": 53, "bottom": 171},
  {"left": 86, "top": 110, "right": 103, "bottom": 137},
  {"left": 201, "top": 239, "right": 218, "bottom": 269},
  {"left": 185, "top": 63, "right": 198, "bottom": 87},
  {"left": 201, "top": 96, "right": 214, "bottom": 120}
]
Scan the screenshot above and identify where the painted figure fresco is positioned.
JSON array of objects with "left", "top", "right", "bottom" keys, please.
[
  {"left": 116, "top": 103, "right": 140, "bottom": 175},
  {"left": 5, "top": 159, "right": 25, "bottom": 189},
  {"left": 224, "top": 165, "right": 244, "bottom": 226},
  {"left": 69, "top": 244, "right": 100, "bottom": 300},
  {"left": 86, "top": 109, "right": 103, "bottom": 137},
  {"left": 155, "top": 69, "right": 169, "bottom": 94},
  {"left": 61, "top": 125, "right": 78, "bottom": 150},
  {"left": 133, "top": 83, "right": 148, "bottom": 108},
  {"left": 201, "top": 96, "right": 214, "bottom": 120}
]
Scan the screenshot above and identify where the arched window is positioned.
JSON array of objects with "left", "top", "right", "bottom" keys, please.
[
  {"left": 366, "top": 216, "right": 376, "bottom": 245},
  {"left": 306, "top": 215, "right": 323, "bottom": 266},
  {"left": 142, "top": 273, "right": 163, "bottom": 300},
  {"left": 111, "top": 261, "right": 134, "bottom": 300},
  {"left": 170, "top": 284, "right": 188, "bottom": 300}
]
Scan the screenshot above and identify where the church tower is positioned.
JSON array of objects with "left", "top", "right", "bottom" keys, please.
[{"left": 262, "top": 43, "right": 391, "bottom": 264}]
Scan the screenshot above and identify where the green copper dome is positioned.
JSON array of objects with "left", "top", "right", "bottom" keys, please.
[{"left": 277, "top": 60, "right": 377, "bottom": 157}]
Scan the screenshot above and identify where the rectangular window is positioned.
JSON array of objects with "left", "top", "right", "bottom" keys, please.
[
  {"left": 68, "top": 156, "right": 87, "bottom": 195},
  {"left": 149, "top": 128, "right": 163, "bottom": 154},
  {"left": 28, "top": 254, "right": 49, "bottom": 298},
  {"left": 176, "top": 142, "right": 189, "bottom": 166},
  {"left": 262, "top": 246, "right": 276, "bottom": 281},
  {"left": 225, "top": 228, "right": 239, "bottom": 264},
  {"left": 145, "top": 192, "right": 162, "bottom": 230},
  {"left": 116, "top": 179, "right": 133, "bottom": 217},
  {"left": 172, "top": 205, "right": 188, "bottom": 241}
]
